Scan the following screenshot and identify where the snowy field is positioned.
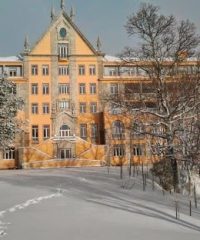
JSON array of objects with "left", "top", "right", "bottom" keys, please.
[{"left": 0, "top": 167, "right": 199, "bottom": 240}]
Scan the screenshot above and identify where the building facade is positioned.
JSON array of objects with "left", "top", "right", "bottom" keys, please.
[{"left": 0, "top": 2, "right": 175, "bottom": 169}]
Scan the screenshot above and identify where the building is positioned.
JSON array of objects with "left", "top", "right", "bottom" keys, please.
[{"left": 1, "top": 1, "right": 196, "bottom": 169}]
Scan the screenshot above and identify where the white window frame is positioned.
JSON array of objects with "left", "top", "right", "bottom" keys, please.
[
  {"left": 59, "top": 84, "right": 70, "bottom": 94},
  {"left": 42, "top": 83, "right": 49, "bottom": 95},
  {"left": 43, "top": 125, "right": 50, "bottom": 139},
  {"left": 31, "top": 83, "right": 38, "bottom": 95},
  {"left": 90, "top": 83, "right": 96, "bottom": 94},
  {"left": 59, "top": 125, "right": 71, "bottom": 137},
  {"left": 133, "top": 145, "right": 143, "bottom": 156},
  {"left": 9, "top": 68, "right": 17, "bottom": 77},
  {"left": 42, "top": 65, "right": 49, "bottom": 75},
  {"left": 113, "top": 145, "right": 125, "bottom": 157},
  {"left": 89, "top": 65, "right": 96, "bottom": 75},
  {"left": 31, "top": 65, "right": 38, "bottom": 75},
  {"left": 58, "top": 100, "right": 70, "bottom": 110},
  {"left": 32, "top": 103, "right": 38, "bottom": 114},
  {"left": 80, "top": 102, "right": 86, "bottom": 113},
  {"left": 4, "top": 148, "right": 15, "bottom": 160},
  {"left": 58, "top": 44, "right": 69, "bottom": 58},
  {"left": 91, "top": 124, "right": 98, "bottom": 138},
  {"left": 42, "top": 103, "right": 50, "bottom": 114},
  {"left": 90, "top": 102, "right": 97, "bottom": 113},
  {"left": 110, "top": 83, "right": 118, "bottom": 94},
  {"left": 79, "top": 83, "right": 86, "bottom": 94},
  {"left": 32, "top": 125, "right": 39, "bottom": 142},
  {"left": 58, "top": 65, "right": 69, "bottom": 75},
  {"left": 80, "top": 124, "right": 87, "bottom": 139},
  {"left": 79, "top": 65, "right": 85, "bottom": 75}
]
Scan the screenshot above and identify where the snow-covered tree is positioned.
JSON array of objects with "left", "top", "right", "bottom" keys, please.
[
  {"left": 0, "top": 74, "right": 23, "bottom": 149},
  {"left": 102, "top": 3, "right": 200, "bottom": 191}
]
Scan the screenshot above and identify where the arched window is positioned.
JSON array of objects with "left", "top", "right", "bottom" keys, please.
[
  {"left": 112, "top": 120, "right": 125, "bottom": 139},
  {"left": 59, "top": 125, "right": 71, "bottom": 137}
]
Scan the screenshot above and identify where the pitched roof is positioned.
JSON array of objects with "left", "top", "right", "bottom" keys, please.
[{"left": 30, "top": 10, "right": 104, "bottom": 56}]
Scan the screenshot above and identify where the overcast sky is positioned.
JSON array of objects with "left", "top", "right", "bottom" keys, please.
[{"left": 0, "top": 0, "right": 200, "bottom": 56}]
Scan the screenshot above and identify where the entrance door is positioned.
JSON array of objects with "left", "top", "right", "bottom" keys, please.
[{"left": 60, "top": 149, "right": 72, "bottom": 159}]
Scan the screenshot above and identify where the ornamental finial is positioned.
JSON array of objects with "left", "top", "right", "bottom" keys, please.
[
  {"left": 96, "top": 36, "right": 102, "bottom": 52},
  {"left": 70, "top": 6, "right": 75, "bottom": 21},
  {"left": 61, "top": 0, "right": 65, "bottom": 10},
  {"left": 24, "top": 35, "right": 30, "bottom": 53},
  {"left": 51, "top": 6, "right": 56, "bottom": 21}
]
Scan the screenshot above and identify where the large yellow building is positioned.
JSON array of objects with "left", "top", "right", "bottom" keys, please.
[{"left": 0, "top": 2, "right": 161, "bottom": 169}]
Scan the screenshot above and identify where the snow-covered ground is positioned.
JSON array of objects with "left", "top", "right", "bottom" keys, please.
[{"left": 0, "top": 167, "right": 199, "bottom": 240}]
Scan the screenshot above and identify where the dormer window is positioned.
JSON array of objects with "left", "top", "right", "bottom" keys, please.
[{"left": 58, "top": 43, "right": 69, "bottom": 58}]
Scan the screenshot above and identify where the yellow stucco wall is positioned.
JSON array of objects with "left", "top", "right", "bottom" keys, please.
[{"left": 0, "top": 160, "right": 16, "bottom": 169}]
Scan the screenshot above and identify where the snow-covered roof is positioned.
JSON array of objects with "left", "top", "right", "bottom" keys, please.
[
  {"left": 0, "top": 56, "right": 22, "bottom": 62},
  {"left": 103, "top": 55, "right": 121, "bottom": 62}
]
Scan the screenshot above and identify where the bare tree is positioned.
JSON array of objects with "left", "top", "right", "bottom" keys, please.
[{"left": 102, "top": 3, "right": 200, "bottom": 191}]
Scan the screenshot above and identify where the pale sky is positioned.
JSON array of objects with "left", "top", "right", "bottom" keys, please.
[{"left": 0, "top": 0, "right": 200, "bottom": 56}]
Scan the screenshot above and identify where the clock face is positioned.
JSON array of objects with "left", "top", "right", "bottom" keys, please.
[{"left": 60, "top": 28, "right": 67, "bottom": 38}]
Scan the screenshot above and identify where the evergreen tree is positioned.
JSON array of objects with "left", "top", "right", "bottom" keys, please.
[{"left": 0, "top": 74, "right": 23, "bottom": 149}]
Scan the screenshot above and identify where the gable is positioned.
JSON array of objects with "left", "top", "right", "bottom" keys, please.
[
  {"left": 30, "top": 11, "right": 98, "bottom": 56},
  {"left": 31, "top": 31, "right": 51, "bottom": 55}
]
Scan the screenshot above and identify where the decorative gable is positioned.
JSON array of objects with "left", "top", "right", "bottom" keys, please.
[{"left": 30, "top": 11, "right": 99, "bottom": 57}]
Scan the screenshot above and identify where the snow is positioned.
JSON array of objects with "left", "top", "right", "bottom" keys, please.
[
  {"left": 0, "top": 56, "right": 21, "bottom": 62},
  {"left": 0, "top": 192, "right": 61, "bottom": 237},
  {"left": 103, "top": 55, "right": 121, "bottom": 62},
  {"left": 0, "top": 168, "right": 199, "bottom": 240},
  {"left": 192, "top": 174, "right": 200, "bottom": 195}
]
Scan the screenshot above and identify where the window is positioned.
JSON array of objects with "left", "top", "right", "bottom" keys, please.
[
  {"left": 90, "top": 102, "right": 97, "bottom": 113},
  {"left": 125, "top": 83, "right": 141, "bottom": 94},
  {"left": 31, "top": 84, "right": 38, "bottom": 95},
  {"left": 110, "top": 83, "right": 118, "bottom": 94},
  {"left": 104, "top": 67, "right": 118, "bottom": 76},
  {"left": 58, "top": 100, "right": 70, "bottom": 110},
  {"left": 91, "top": 124, "right": 98, "bottom": 139},
  {"left": 60, "top": 149, "right": 72, "bottom": 159},
  {"left": 6, "top": 66, "right": 22, "bottom": 77},
  {"left": 4, "top": 148, "right": 15, "bottom": 160},
  {"left": 43, "top": 125, "right": 50, "bottom": 139},
  {"left": 42, "top": 83, "right": 49, "bottom": 95},
  {"left": 59, "top": 125, "right": 71, "bottom": 137},
  {"left": 133, "top": 145, "right": 143, "bottom": 156},
  {"left": 58, "top": 65, "right": 69, "bottom": 75},
  {"left": 112, "top": 120, "right": 125, "bottom": 139},
  {"left": 90, "top": 83, "right": 96, "bottom": 94},
  {"left": 80, "top": 102, "right": 86, "bottom": 113},
  {"left": 113, "top": 145, "right": 125, "bottom": 156},
  {"left": 59, "top": 84, "right": 70, "bottom": 94},
  {"left": 9, "top": 68, "right": 17, "bottom": 77},
  {"left": 32, "top": 103, "right": 38, "bottom": 114},
  {"left": 42, "top": 65, "right": 49, "bottom": 75},
  {"left": 31, "top": 65, "right": 38, "bottom": 75},
  {"left": 43, "top": 103, "right": 50, "bottom": 114},
  {"left": 109, "top": 68, "right": 118, "bottom": 76},
  {"left": 80, "top": 124, "right": 87, "bottom": 139},
  {"left": 110, "top": 103, "right": 122, "bottom": 115},
  {"left": 58, "top": 43, "right": 69, "bottom": 58},
  {"left": 32, "top": 125, "right": 39, "bottom": 142},
  {"left": 137, "top": 68, "right": 146, "bottom": 76},
  {"left": 79, "top": 65, "right": 85, "bottom": 75},
  {"left": 79, "top": 83, "right": 86, "bottom": 94},
  {"left": 122, "top": 67, "right": 137, "bottom": 76},
  {"left": 89, "top": 65, "right": 96, "bottom": 75}
]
